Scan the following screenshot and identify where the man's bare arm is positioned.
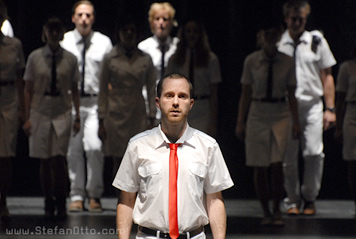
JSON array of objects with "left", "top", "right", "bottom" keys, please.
[
  {"left": 206, "top": 191, "right": 226, "bottom": 239},
  {"left": 117, "top": 191, "right": 136, "bottom": 239}
]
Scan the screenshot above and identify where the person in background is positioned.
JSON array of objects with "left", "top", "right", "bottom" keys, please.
[
  {"left": 23, "top": 17, "right": 80, "bottom": 220},
  {"left": 97, "top": 20, "right": 157, "bottom": 191},
  {"left": 278, "top": 0, "right": 336, "bottom": 216},
  {"left": 138, "top": 2, "right": 178, "bottom": 123},
  {"left": 0, "top": 0, "right": 25, "bottom": 222},
  {"left": 236, "top": 26, "right": 300, "bottom": 226},
  {"left": 114, "top": 73, "right": 233, "bottom": 239},
  {"left": 61, "top": 0, "right": 112, "bottom": 212},
  {"left": 166, "top": 20, "right": 221, "bottom": 137},
  {"left": 335, "top": 46, "right": 356, "bottom": 218}
]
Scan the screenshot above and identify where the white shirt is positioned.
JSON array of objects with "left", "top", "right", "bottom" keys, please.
[
  {"left": 60, "top": 29, "right": 112, "bottom": 95},
  {"left": 278, "top": 30, "right": 336, "bottom": 101},
  {"left": 336, "top": 59, "right": 356, "bottom": 102},
  {"left": 138, "top": 35, "right": 179, "bottom": 78},
  {"left": 113, "top": 124, "right": 233, "bottom": 233},
  {"left": 241, "top": 50, "right": 296, "bottom": 99},
  {"left": 1, "top": 20, "right": 14, "bottom": 37}
]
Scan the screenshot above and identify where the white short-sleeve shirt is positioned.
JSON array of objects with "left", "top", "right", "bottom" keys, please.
[
  {"left": 278, "top": 30, "right": 336, "bottom": 101},
  {"left": 138, "top": 35, "right": 179, "bottom": 78},
  {"left": 112, "top": 125, "right": 233, "bottom": 233},
  {"left": 60, "top": 29, "right": 112, "bottom": 95}
]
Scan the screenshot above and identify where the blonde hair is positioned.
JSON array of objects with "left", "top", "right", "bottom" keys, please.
[
  {"left": 148, "top": 2, "right": 176, "bottom": 32},
  {"left": 283, "top": 0, "right": 311, "bottom": 18}
]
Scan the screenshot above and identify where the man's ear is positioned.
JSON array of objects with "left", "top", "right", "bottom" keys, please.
[
  {"left": 155, "top": 97, "right": 160, "bottom": 110},
  {"left": 190, "top": 98, "right": 194, "bottom": 110}
]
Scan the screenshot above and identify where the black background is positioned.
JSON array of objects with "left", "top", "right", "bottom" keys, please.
[{"left": 5, "top": 0, "right": 356, "bottom": 199}]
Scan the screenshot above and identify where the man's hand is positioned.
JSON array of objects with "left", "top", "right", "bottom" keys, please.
[{"left": 323, "top": 110, "right": 336, "bottom": 130}]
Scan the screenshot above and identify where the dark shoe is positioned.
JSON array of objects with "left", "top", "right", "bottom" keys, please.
[
  {"left": 55, "top": 197, "right": 67, "bottom": 220},
  {"left": 303, "top": 201, "right": 316, "bottom": 215},
  {"left": 261, "top": 216, "right": 273, "bottom": 226},
  {"left": 44, "top": 197, "right": 55, "bottom": 220},
  {"left": 272, "top": 212, "right": 285, "bottom": 227}
]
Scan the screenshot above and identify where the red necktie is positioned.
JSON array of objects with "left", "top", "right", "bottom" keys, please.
[{"left": 169, "top": 143, "right": 181, "bottom": 239}]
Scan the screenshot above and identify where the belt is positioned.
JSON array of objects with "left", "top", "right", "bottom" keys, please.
[
  {"left": 0, "top": 81, "right": 15, "bottom": 86},
  {"left": 81, "top": 93, "right": 98, "bottom": 97},
  {"left": 194, "top": 95, "right": 210, "bottom": 100},
  {"left": 252, "top": 97, "right": 286, "bottom": 103},
  {"left": 139, "top": 226, "right": 203, "bottom": 239}
]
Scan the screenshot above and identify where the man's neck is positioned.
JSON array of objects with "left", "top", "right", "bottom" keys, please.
[
  {"left": 156, "top": 35, "right": 168, "bottom": 45},
  {"left": 289, "top": 30, "right": 304, "bottom": 43},
  {"left": 77, "top": 28, "right": 92, "bottom": 39},
  {"left": 161, "top": 121, "right": 187, "bottom": 143}
]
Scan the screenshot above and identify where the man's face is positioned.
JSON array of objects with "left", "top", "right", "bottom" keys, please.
[
  {"left": 285, "top": 8, "right": 307, "bottom": 37},
  {"left": 72, "top": 4, "right": 95, "bottom": 36},
  {"left": 156, "top": 78, "right": 194, "bottom": 126},
  {"left": 151, "top": 9, "right": 173, "bottom": 40}
]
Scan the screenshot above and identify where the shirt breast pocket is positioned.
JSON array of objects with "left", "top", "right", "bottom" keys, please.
[
  {"left": 188, "top": 162, "right": 208, "bottom": 199},
  {"left": 138, "top": 163, "right": 162, "bottom": 198}
]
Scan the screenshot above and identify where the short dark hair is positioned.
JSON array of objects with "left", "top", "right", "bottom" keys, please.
[
  {"left": 72, "top": 0, "right": 95, "bottom": 16},
  {"left": 42, "top": 17, "right": 65, "bottom": 42},
  {"left": 283, "top": 0, "right": 311, "bottom": 18},
  {"left": 156, "top": 73, "right": 194, "bottom": 99}
]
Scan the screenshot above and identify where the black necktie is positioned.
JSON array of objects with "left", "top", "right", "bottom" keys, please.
[
  {"left": 189, "top": 49, "right": 194, "bottom": 87},
  {"left": 266, "top": 61, "right": 273, "bottom": 100},
  {"left": 51, "top": 54, "right": 57, "bottom": 94},
  {"left": 81, "top": 38, "right": 86, "bottom": 95},
  {"left": 160, "top": 44, "right": 165, "bottom": 79},
  {"left": 293, "top": 40, "right": 301, "bottom": 59}
]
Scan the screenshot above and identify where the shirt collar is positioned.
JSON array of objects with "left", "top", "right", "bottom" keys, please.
[
  {"left": 73, "top": 28, "right": 93, "bottom": 45},
  {"left": 43, "top": 44, "right": 64, "bottom": 57},
  {"left": 280, "top": 30, "right": 308, "bottom": 47},
  {"left": 156, "top": 124, "right": 196, "bottom": 149},
  {"left": 153, "top": 35, "right": 172, "bottom": 48}
]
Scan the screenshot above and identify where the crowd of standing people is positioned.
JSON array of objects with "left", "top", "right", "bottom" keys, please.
[{"left": 0, "top": 0, "right": 355, "bottom": 238}]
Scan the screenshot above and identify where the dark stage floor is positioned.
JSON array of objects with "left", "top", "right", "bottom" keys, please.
[{"left": 1, "top": 197, "right": 355, "bottom": 238}]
